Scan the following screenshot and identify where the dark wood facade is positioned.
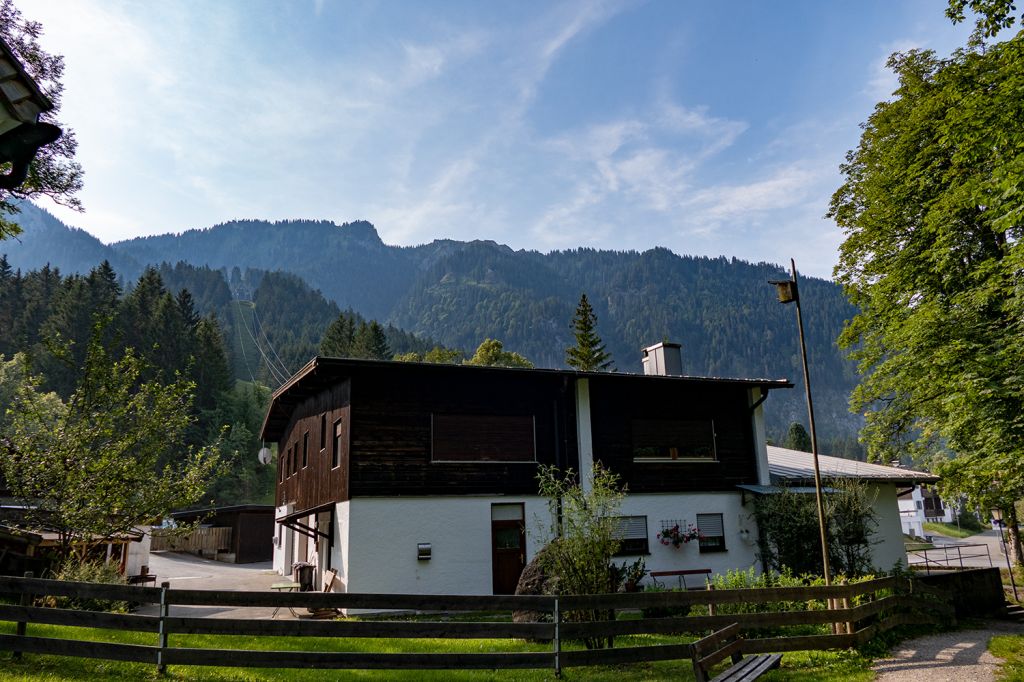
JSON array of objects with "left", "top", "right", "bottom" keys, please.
[
  {"left": 588, "top": 375, "right": 761, "bottom": 493},
  {"left": 264, "top": 358, "right": 789, "bottom": 510},
  {"left": 275, "top": 381, "right": 350, "bottom": 513}
]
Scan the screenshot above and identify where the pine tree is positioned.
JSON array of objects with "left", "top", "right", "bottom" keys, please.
[
  {"left": 321, "top": 314, "right": 355, "bottom": 357},
  {"left": 351, "top": 320, "right": 391, "bottom": 360},
  {"left": 784, "top": 422, "right": 812, "bottom": 452},
  {"left": 565, "top": 293, "right": 612, "bottom": 372}
]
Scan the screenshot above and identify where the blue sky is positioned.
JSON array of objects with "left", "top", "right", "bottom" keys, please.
[{"left": 26, "top": 0, "right": 972, "bottom": 278}]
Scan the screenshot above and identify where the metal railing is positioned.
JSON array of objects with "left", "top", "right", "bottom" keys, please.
[{"left": 907, "top": 543, "right": 993, "bottom": 573}]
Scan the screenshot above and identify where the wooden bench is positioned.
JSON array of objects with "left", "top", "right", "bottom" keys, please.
[
  {"left": 649, "top": 568, "right": 712, "bottom": 590},
  {"left": 688, "top": 622, "right": 782, "bottom": 682}
]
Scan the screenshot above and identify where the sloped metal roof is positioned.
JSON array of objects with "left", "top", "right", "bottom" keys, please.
[{"left": 766, "top": 445, "right": 939, "bottom": 485}]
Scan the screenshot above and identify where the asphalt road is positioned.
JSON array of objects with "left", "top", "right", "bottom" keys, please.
[
  {"left": 909, "top": 529, "right": 1004, "bottom": 570},
  {"left": 138, "top": 551, "right": 288, "bottom": 619}
]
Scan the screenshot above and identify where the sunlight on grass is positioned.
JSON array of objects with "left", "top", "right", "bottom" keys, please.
[
  {"left": 923, "top": 522, "right": 980, "bottom": 539},
  {"left": 0, "top": 620, "right": 876, "bottom": 681}
]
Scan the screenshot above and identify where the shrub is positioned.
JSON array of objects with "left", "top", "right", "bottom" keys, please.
[{"left": 41, "top": 559, "right": 130, "bottom": 613}]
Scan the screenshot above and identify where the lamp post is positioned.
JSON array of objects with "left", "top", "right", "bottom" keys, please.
[
  {"left": 991, "top": 508, "right": 1018, "bottom": 602},
  {"left": 770, "top": 259, "right": 831, "bottom": 587}
]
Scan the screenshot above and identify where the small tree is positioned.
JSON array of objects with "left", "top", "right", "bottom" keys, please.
[
  {"left": 783, "top": 422, "right": 812, "bottom": 452},
  {"left": 565, "top": 294, "right": 613, "bottom": 372},
  {"left": 465, "top": 338, "right": 533, "bottom": 368},
  {"left": 536, "top": 461, "right": 624, "bottom": 649},
  {"left": 0, "top": 327, "right": 221, "bottom": 561},
  {"left": 754, "top": 479, "right": 879, "bottom": 576}
]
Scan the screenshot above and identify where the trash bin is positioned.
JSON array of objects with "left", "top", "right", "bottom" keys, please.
[{"left": 292, "top": 562, "right": 315, "bottom": 592}]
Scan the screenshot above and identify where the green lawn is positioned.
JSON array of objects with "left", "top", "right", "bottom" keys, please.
[
  {"left": 989, "top": 635, "right": 1024, "bottom": 680},
  {"left": 0, "top": 621, "right": 874, "bottom": 681},
  {"left": 923, "top": 522, "right": 981, "bottom": 539}
]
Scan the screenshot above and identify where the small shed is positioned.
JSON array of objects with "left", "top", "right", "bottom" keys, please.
[{"left": 172, "top": 505, "right": 274, "bottom": 564}]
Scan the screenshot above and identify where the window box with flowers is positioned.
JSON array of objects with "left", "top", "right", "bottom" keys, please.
[{"left": 657, "top": 522, "right": 702, "bottom": 548}]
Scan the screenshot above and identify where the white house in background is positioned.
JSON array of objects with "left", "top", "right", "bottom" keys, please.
[
  {"left": 261, "top": 342, "right": 938, "bottom": 597},
  {"left": 765, "top": 446, "right": 938, "bottom": 570},
  {"left": 898, "top": 485, "right": 955, "bottom": 538}
]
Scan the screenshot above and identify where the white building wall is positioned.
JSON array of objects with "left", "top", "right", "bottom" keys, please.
[
  {"left": 345, "top": 496, "right": 550, "bottom": 595},
  {"left": 331, "top": 501, "right": 351, "bottom": 591},
  {"left": 898, "top": 489, "right": 926, "bottom": 539},
  {"left": 870, "top": 483, "right": 908, "bottom": 571},
  {"left": 124, "top": 528, "right": 152, "bottom": 576},
  {"left": 575, "top": 379, "right": 594, "bottom": 491},
  {"left": 617, "top": 492, "right": 760, "bottom": 584}
]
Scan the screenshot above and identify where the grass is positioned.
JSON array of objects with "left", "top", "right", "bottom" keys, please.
[
  {"left": 0, "top": 620, "right": 875, "bottom": 681},
  {"left": 923, "top": 522, "right": 981, "bottom": 539},
  {"left": 989, "top": 635, "right": 1024, "bottom": 680}
]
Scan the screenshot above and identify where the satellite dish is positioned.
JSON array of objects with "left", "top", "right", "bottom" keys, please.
[{"left": 257, "top": 446, "right": 272, "bottom": 465}]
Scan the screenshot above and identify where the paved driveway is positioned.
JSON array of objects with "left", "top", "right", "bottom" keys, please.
[
  {"left": 909, "top": 529, "right": 1004, "bottom": 570},
  {"left": 138, "top": 551, "right": 289, "bottom": 619}
]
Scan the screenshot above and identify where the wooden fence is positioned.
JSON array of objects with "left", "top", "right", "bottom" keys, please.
[
  {"left": 150, "top": 527, "right": 231, "bottom": 555},
  {"left": 0, "top": 574, "right": 955, "bottom": 675}
]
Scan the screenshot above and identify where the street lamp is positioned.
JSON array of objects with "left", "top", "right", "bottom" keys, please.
[
  {"left": 770, "top": 258, "right": 831, "bottom": 587},
  {"left": 991, "top": 508, "right": 1018, "bottom": 602}
]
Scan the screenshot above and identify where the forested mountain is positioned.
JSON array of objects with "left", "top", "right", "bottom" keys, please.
[{"left": 4, "top": 203, "right": 864, "bottom": 453}]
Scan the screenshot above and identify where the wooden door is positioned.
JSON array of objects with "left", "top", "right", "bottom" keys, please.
[{"left": 491, "top": 503, "right": 526, "bottom": 595}]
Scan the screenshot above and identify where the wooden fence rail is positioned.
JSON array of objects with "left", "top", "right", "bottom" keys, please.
[{"left": 0, "top": 574, "right": 955, "bottom": 675}]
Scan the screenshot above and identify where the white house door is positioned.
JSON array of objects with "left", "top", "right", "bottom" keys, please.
[{"left": 491, "top": 503, "right": 526, "bottom": 595}]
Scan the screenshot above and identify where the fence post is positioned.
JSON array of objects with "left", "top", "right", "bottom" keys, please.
[
  {"left": 157, "top": 581, "right": 170, "bottom": 674},
  {"left": 552, "top": 594, "right": 561, "bottom": 678},
  {"left": 841, "top": 579, "right": 851, "bottom": 634},
  {"left": 13, "top": 570, "right": 33, "bottom": 661},
  {"left": 707, "top": 583, "right": 716, "bottom": 616}
]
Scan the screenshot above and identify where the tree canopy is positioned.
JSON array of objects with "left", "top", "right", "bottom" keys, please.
[
  {"left": 0, "top": 0, "right": 83, "bottom": 239},
  {"left": 829, "top": 27, "right": 1024, "bottom": 536},
  {"left": 0, "top": 329, "right": 221, "bottom": 558},
  {"left": 464, "top": 338, "right": 534, "bottom": 369}
]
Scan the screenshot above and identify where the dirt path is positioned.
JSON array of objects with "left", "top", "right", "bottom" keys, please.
[{"left": 872, "top": 621, "right": 1024, "bottom": 681}]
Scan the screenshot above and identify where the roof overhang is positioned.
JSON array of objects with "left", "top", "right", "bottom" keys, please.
[
  {"left": 275, "top": 502, "right": 333, "bottom": 540},
  {"left": 260, "top": 355, "right": 794, "bottom": 442}
]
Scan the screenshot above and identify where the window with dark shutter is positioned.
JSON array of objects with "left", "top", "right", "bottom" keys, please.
[
  {"left": 320, "top": 414, "right": 327, "bottom": 451},
  {"left": 431, "top": 414, "right": 536, "bottom": 463},
  {"left": 302, "top": 432, "right": 309, "bottom": 468},
  {"left": 696, "top": 513, "right": 726, "bottom": 553},
  {"left": 631, "top": 419, "right": 717, "bottom": 461},
  {"left": 612, "top": 515, "right": 649, "bottom": 555}
]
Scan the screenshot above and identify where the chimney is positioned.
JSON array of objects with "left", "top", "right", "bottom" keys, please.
[{"left": 641, "top": 342, "right": 682, "bottom": 376}]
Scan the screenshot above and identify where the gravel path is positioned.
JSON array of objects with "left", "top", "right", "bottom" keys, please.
[{"left": 872, "top": 621, "right": 1024, "bottom": 681}]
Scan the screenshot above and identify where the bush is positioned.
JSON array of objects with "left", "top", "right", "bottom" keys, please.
[{"left": 41, "top": 559, "right": 130, "bottom": 613}]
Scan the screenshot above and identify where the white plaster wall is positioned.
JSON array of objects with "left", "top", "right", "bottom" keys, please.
[
  {"left": 125, "top": 528, "right": 152, "bottom": 576},
  {"left": 616, "top": 492, "right": 761, "bottom": 585},
  {"left": 345, "top": 496, "right": 549, "bottom": 595},
  {"left": 749, "top": 389, "right": 772, "bottom": 486},
  {"left": 330, "top": 501, "right": 351, "bottom": 591},
  {"left": 272, "top": 503, "right": 292, "bottom": 575},
  {"left": 870, "top": 483, "right": 908, "bottom": 571},
  {"left": 575, "top": 378, "right": 594, "bottom": 490}
]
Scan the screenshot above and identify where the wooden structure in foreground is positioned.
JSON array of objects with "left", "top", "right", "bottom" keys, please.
[{"left": 0, "top": 574, "right": 954, "bottom": 676}]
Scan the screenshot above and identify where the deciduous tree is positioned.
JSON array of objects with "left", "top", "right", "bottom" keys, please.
[
  {"left": 0, "top": 326, "right": 221, "bottom": 560},
  {"left": 0, "top": 0, "right": 83, "bottom": 239},
  {"left": 465, "top": 338, "right": 533, "bottom": 369}
]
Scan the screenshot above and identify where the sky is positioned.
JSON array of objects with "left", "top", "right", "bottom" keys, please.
[{"left": 22, "top": 0, "right": 974, "bottom": 279}]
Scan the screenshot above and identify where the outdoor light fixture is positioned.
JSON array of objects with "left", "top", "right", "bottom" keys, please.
[
  {"left": 991, "top": 508, "right": 1018, "bottom": 601},
  {"left": 417, "top": 543, "right": 431, "bottom": 561},
  {"left": 0, "top": 35, "right": 63, "bottom": 190},
  {"left": 770, "top": 259, "right": 832, "bottom": 588}
]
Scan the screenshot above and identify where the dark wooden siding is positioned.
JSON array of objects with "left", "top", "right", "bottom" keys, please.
[
  {"left": 587, "top": 376, "right": 758, "bottom": 492},
  {"left": 348, "top": 366, "right": 577, "bottom": 496},
  {"left": 432, "top": 415, "right": 536, "bottom": 462},
  {"left": 275, "top": 381, "right": 350, "bottom": 511}
]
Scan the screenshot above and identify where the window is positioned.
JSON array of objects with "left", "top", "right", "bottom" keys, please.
[
  {"left": 631, "top": 419, "right": 717, "bottom": 461},
  {"left": 612, "top": 516, "right": 649, "bottom": 555},
  {"left": 696, "top": 513, "right": 726, "bottom": 553},
  {"left": 280, "top": 448, "right": 287, "bottom": 482},
  {"left": 432, "top": 414, "right": 536, "bottom": 462},
  {"left": 289, "top": 445, "right": 296, "bottom": 475},
  {"left": 320, "top": 414, "right": 327, "bottom": 451},
  {"left": 302, "top": 432, "right": 309, "bottom": 468},
  {"left": 332, "top": 418, "right": 343, "bottom": 469}
]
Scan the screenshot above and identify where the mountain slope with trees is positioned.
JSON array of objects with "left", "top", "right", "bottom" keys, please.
[{"left": 4, "top": 203, "right": 862, "bottom": 451}]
